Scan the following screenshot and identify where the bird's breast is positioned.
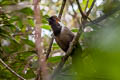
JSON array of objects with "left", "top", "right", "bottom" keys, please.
[{"left": 55, "top": 27, "right": 74, "bottom": 52}]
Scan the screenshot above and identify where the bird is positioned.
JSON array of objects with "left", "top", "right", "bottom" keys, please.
[
  {"left": 47, "top": 15, "right": 82, "bottom": 54},
  {"left": 47, "top": 16, "right": 74, "bottom": 52},
  {"left": 47, "top": 16, "right": 82, "bottom": 53},
  {"left": 47, "top": 15, "right": 83, "bottom": 78}
]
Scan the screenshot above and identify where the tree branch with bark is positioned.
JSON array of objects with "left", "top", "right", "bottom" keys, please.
[
  {"left": 0, "top": 58, "right": 25, "bottom": 80},
  {"left": 33, "top": 0, "right": 48, "bottom": 80}
]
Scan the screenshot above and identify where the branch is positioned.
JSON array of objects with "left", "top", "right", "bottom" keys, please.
[
  {"left": 45, "top": 36, "right": 54, "bottom": 60},
  {"left": 86, "top": 0, "right": 96, "bottom": 16},
  {"left": 76, "top": 0, "right": 96, "bottom": 22},
  {"left": 69, "top": 0, "right": 80, "bottom": 24},
  {"left": 58, "top": 0, "right": 67, "bottom": 19},
  {"left": 86, "top": 5, "right": 120, "bottom": 26},
  {"left": 33, "top": 0, "right": 48, "bottom": 80},
  {"left": 45, "top": 0, "right": 67, "bottom": 60},
  {"left": 69, "top": 0, "right": 76, "bottom": 15},
  {"left": 76, "top": 0, "right": 96, "bottom": 26},
  {"left": 76, "top": 0, "right": 86, "bottom": 19},
  {"left": 22, "top": 55, "right": 35, "bottom": 74},
  {"left": 85, "top": 0, "right": 89, "bottom": 12},
  {"left": 0, "top": 58, "right": 25, "bottom": 80}
]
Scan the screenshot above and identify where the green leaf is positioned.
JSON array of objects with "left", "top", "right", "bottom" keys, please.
[
  {"left": 24, "top": 69, "right": 36, "bottom": 79},
  {"left": 20, "top": 7, "right": 33, "bottom": 16},
  {"left": 42, "top": 15, "right": 49, "bottom": 23},
  {"left": 0, "top": 0, "right": 16, "bottom": 5},
  {"left": 52, "top": 43, "right": 60, "bottom": 50},
  {"left": 18, "top": 52, "right": 34, "bottom": 61},
  {"left": 22, "top": 39, "right": 35, "bottom": 47},
  {"left": 42, "top": 18, "right": 49, "bottom": 24},
  {"left": 1, "top": 46, "right": 11, "bottom": 53},
  {"left": 17, "top": 19, "right": 23, "bottom": 28},
  {"left": 0, "top": 33, "right": 19, "bottom": 45},
  {"left": 41, "top": 25, "right": 51, "bottom": 30},
  {"left": 48, "top": 56, "right": 62, "bottom": 63},
  {"left": 43, "top": 15, "right": 49, "bottom": 18},
  {"left": 9, "top": 16, "right": 19, "bottom": 23},
  {"left": 0, "top": 28, "right": 9, "bottom": 35},
  {"left": 71, "top": 28, "right": 78, "bottom": 32},
  {"left": 28, "top": 18, "right": 34, "bottom": 27}
]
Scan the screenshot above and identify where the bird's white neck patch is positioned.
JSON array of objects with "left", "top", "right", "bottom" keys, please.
[{"left": 58, "top": 22, "right": 65, "bottom": 32}]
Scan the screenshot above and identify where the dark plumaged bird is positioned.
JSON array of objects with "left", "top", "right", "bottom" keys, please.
[
  {"left": 47, "top": 16, "right": 82, "bottom": 54},
  {"left": 48, "top": 15, "right": 83, "bottom": 78},
  {"left": 47, "top": 16, "right": 75, "bottom": 52}
]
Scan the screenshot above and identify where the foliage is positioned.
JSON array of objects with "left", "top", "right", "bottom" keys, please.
[{"left": 0, "top": 0, "right": 120, "bottom": 80}]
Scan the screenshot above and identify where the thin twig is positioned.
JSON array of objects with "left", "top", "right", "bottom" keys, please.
[
  {"left": 76, "top": 0, "right": 86, "bottom": 19},
  {"left": 69, "top": 0, "right": 77, "bottom": 15},
  {"left": 76, "top": 0, "right": 96, "bottom": 26},
  {"left": 85, "top": 0, "right": 89, "bottom": 12},
  {"left": 86, "top": 5, "right": 120, "bottom": 26},
  {"left": 69, "top": 0, "right": 80, "bottom": 24},
  {"left": 45, "top": 36, "right": 54, "bottom": 60},
  {"left": 0, "top": 58, "right": 25, "bottom": 80},
  {"left": 22, "top": 55, "right": 35, "bottom": 74},
  {"left": 58, "top": 0, "right": 67, "bottom": 19},
  {"left": 45, "top": 0, "right": 67, "bottom": 60},
  {"left": 76, "top": 0, "right": 96, "bottom": 21},
  {"left": 86, "top": 0, "right": 96, "bottom": 16}
]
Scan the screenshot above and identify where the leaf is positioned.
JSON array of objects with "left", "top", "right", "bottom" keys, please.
[
  {"left": 18, "top": 51, "right": 34, "bottom": 60},
  {"left": 43, "top": 15, "right": 49, "bottom": 19},
  {"left": 42, "top": 14, "right": 49, "bottom": 24},
  {"left": 22, "top": 39, "right": 35, "bottom": 47},
  {"left": 71, "top": 28, "right": 78, "bottom": 32},
  {"left": 17, "top": 19, "right": 23, "bottom": 28},
  {"left": 0, "top": 28, "right": 9, "bottom": 35},
  {"left": 20, "top": 7, "right": 33, "bottom": 16},
  {"left": 48, "top": 56, "right": 62, "bottom": 63},
  {"left": 9, "top": 16, "right": 19, "bottom": 23},
  {"left": 1, "top": 46, "right": 11, "bottom": 53},
  {"left": 52, "top": 43, "right": 60, "bottom": 50},
  {"left": 0, "top": 33, "right": 19, "bottom": 45},
  {"left": 24, "top": 69, "right": 36, "bottom": 79},
  {"left": 0, "top": 0, "right": 16, "bottom": 5},
  {"left": 41, "top": 25, "right": 51, "bottom": 30},
  {"left": 42, "top": 18, "right": 49, "bottom": 24},
  {"left": 28, "top": 18, "right": 34, "bottom": 27}
]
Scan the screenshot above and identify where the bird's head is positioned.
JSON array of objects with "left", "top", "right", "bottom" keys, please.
[
  {"left": 47, "top": 16, "right": 62, "bottom": 36},
  {"left": 47, "top": 16, "right": 60, "bottom": 25}
]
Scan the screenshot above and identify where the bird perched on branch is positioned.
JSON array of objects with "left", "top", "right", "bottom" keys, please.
[
  {"left": 47, "top": 16, "right": 74, "bottom": 52},
  {"left": 48, "top": 16, "right": 83, "bottom": 78},
  {"left": 47, "top": 16, "right": 82, "bottom": 53},
  {"left": 47, "top": 16, "right": 82, "bottom": 56}
]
